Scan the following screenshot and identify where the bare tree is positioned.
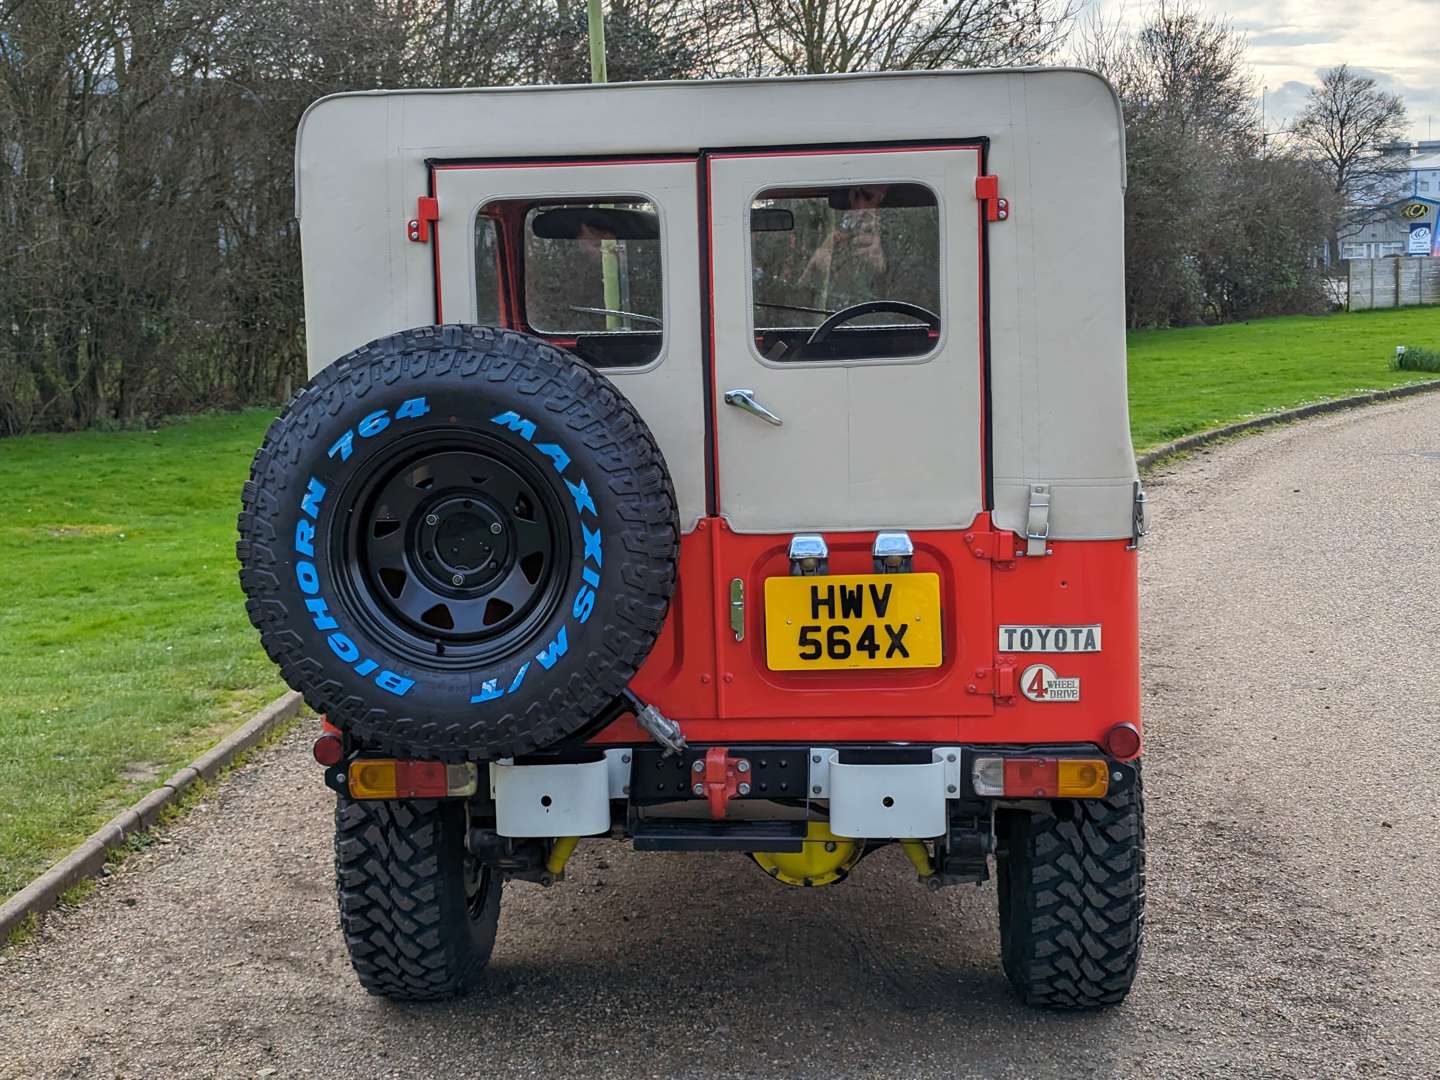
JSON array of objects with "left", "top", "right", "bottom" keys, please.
[
  {"left": 0, "top": 0, "right": 1337, "bottom": 434},
  {"left": 1291, "top": 64, "right": 1409, "bottom": 264},
  {"left": 1076, "top": 1, "right": 1332, "bottom": 325},
  {"left": 732, "top": 0, "right": 1077, "bottom": 75}
]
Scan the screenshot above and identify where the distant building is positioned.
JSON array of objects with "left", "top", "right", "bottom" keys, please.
[{"left": 1341, "top": 141, "right": 1440, "bottom": 259}]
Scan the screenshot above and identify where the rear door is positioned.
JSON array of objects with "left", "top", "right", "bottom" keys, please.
[
  {"left": 702, "top": 145, "right": 995, "bottom": 737},
  {"left": 706, "top": 145, "right": 985, "bottom": 532}
]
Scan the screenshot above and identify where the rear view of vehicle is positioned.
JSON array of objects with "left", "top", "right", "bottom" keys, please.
[{"left": 237, "top": 70, "right": 1147, "bottom": 1009}]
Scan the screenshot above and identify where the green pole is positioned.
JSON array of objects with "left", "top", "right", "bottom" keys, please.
[
  {"left": 587, "top": 0, "right": 608, "bottom": 83},
  {"left": 587, "top": 0, "right": 621, "bottom": 328}
]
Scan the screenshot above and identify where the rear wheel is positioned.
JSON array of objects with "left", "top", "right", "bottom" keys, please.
[
  {"left": 335, "top": 796, "right": 500, "bottom": 1001},
  {"left": 996, "top": 772, "right": 1145, "bottom": 1009}
]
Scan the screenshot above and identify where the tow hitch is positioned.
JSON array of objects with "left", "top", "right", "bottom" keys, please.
[{"left": 694, "top": 747, "right": 752, "bottom": 819}]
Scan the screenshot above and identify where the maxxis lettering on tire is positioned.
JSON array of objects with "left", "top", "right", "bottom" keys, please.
[{"left": 236, "top": 325, "right": 679, "bottom": 760}]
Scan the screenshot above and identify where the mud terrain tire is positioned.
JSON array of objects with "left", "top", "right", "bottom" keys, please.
[
  {"left": 237, "top": 325, "right": 678, "bottom": 759},
  {"left": 996, "top": 773, "right": 1145, "bottom": 1009},
  {"left": 335, "top": 796, "right": 500, "bottom": 1000}
]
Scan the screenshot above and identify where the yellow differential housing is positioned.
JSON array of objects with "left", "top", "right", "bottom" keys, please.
[{"left": 752, "top": 822, "right": 863, "bottom": 887}]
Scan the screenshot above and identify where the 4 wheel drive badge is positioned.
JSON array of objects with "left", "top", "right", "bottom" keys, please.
[{"left": 1020, "top": 663, "right": 1081, "bottom": 703}]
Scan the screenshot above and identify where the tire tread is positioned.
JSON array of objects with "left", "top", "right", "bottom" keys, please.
[
  {"left": 997, "top": 774, "right": 1145, "bottom": 1009},
  {"left": 334, "top": 796, "right": 500, "bottom": 1001}
]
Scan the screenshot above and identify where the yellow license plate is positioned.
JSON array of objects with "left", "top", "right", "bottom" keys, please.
[{"left": 763, "top": 573, "right": 942, "bottom": 671}]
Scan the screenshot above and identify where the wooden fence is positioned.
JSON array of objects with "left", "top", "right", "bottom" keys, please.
[{"left": 1347, "top": 257, "right": 1440, "bottom": 310}]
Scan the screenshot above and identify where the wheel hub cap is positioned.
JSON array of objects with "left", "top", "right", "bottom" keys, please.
[
  {"left": 419, "top": 498, "right": 508, "bottom": 588},
  {"left": 339, "top": 437, "right": 570, "bottom": 662}
]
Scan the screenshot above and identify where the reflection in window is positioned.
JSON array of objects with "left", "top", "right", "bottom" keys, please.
[
  {"left": 474, "top": 197, "right": 664, "bottom": 369},
  {"left": 750, "top": 183, "right": 941, "bottom": 362},
  {"left": 523, "top": 199, "right": 663, "bottom": 367}
]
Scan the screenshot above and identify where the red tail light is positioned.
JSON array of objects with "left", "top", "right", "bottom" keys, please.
[
  {"left": 313, "top": 732, "right": 344, "bottom": 766},
  {"left": 972, "top": 756, "right": 1111, "bottom": 798},
  {"left": 1004, "top": 757, "right": 1059, "bottom": 797},
  {"left": 1104, "top": 722, "right": 1142, "bottom": 761}
]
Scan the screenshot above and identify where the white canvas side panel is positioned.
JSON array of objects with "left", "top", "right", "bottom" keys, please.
[{"left": 984, "top": 72, "right": 1137, "bottom": 540}]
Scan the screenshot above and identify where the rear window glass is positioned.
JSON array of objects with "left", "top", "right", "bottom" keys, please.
[
  {"left": 749, "top": 183, "right": 941, "bottom": 363},
  {"left": 523, "top": 198, "right": 663, "bottom": 367}
]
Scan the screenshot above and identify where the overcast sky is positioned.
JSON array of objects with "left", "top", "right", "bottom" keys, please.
[{"left": 1084, "top": 0, "right": 1440, "bottom": 144}]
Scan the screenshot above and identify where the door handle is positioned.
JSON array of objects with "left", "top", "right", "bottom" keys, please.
[{"left": 723, "top": 388, "right": 783, "bottom": 426}]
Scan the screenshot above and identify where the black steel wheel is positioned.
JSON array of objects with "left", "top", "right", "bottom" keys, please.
[
  {"left": 338, "top": 436, "right": 571, "bottom": 666},
  {"left": 237, "top": 325, "right": 679, "bottom": 759}
]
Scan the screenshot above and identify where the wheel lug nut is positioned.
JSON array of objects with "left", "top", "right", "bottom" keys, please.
[
  {"left": 451, "top": 574, "right": 465, "bottom": 586},
  {"left": 425, "top": 514, "right": 439, "bottom": 526},
  {"left": 490, "top": 522, "right": 503, "bottom": 534}
]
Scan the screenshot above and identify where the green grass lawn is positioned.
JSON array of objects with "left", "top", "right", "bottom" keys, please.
[
  {"left": 1127, "top": 306, "right": 1440, "bottom": 448},
  {"left": 0, "top": 409, "right": 283, "bottom": 900},
  {"left": 1, "top": 304, "right": 1439, "bottom": 905}
]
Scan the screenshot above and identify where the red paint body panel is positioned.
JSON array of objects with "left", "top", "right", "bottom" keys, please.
[{"left": 599, "top": 515, "right": 1140, "bottom": 748}]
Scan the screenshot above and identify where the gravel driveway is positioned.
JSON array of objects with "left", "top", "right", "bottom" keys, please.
[{"left": 3, "top": 394, "right": 1438, "bottom": 1080}]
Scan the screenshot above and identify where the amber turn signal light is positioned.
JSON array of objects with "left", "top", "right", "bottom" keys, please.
[
  {"left": 346, "top": 759, "right": 478, "bottom": 799},
  {"left": 972, "top": 756, "right": 1111, "bottom": 799}
]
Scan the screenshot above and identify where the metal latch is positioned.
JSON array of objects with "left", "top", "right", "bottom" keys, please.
[
  {"left": 1128, "top": 481, "right": 1149, "bottom": 550},
  {"left": 1025, "top": 483, "right": 1051, "bottom": 558},
  {"left": 407, "top": 195, "right": 439, "bottom": 243},
  {"left": 872, "top": 532, "right": 914, "bottom": 573},
  {"left": 788, "top": 534, "right": 828, "bottom": 576},
  {"left": 729, "top": 578, "right": 745, "bottom": 641}
]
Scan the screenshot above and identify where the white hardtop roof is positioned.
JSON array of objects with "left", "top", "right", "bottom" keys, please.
[{"left": 294, "top": 67, "right": 1125, "bottom": 218}]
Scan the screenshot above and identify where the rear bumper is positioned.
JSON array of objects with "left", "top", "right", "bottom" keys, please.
[{"left": 466, "top": 743, "right": 1138, "bottom": 842}]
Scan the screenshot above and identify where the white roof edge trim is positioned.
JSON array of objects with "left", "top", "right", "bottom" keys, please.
[{"left": 291, "top": 67, "right": 1126, "bottom": 219}]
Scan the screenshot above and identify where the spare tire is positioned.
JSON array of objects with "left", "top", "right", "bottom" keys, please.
[{"left": 237, "top": 325, "right": 679, "bottom": 760}]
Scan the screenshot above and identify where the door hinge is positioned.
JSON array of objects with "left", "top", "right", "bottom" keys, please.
[
  {"left": 966, "top": 658, "right": 1018, "bottom": 704},
  {"left": 407, "top": 195, "right": 439, "bottom": 243},
  {"left": 975, "top": 175, "right": 1009, "bottom": 222},
  {"left": 964, "top": 528, "right": 1019, "bottom": 569}
]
